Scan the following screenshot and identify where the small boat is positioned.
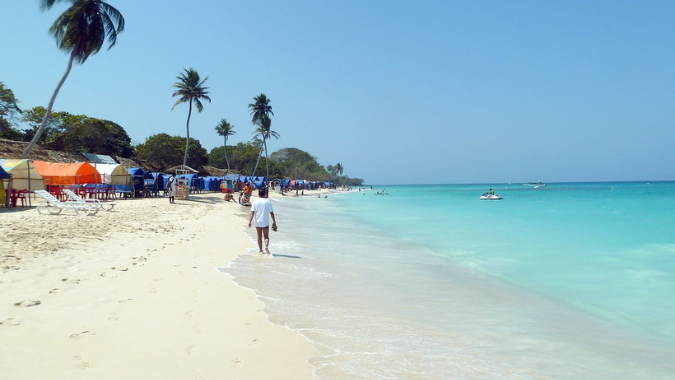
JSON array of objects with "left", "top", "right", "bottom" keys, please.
[
  {"left": 480, "top": 193, "right": 503, "bottom": 200},
  {"left": 524, "top": 182, "right": 546, "bottom": 188}
]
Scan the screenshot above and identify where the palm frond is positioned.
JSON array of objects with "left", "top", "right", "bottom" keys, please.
[{"left": 48, "top": 0, "right": 124, "bottom": 64}]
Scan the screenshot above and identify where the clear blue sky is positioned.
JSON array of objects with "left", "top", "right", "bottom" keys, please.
[{"left": 2, "top": 1, "right": 673, "bottom": 184}]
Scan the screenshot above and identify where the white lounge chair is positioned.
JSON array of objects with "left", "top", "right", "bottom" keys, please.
[
  {"left": 63, "top": 189, "right": 116, "bottom": 211},
  {"left": 34, "top": 190, "right": 100, "bottom": 216}
]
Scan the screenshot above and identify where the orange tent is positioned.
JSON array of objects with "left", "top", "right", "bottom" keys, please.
[{"left": 33, "top": 161, "right": 102, "bottom": 186}]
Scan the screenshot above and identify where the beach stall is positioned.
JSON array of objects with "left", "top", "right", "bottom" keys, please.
[
  {"left": 175, "top": 173, "right": 202, "bottom": 193},
  {"left": 93, "top": 163, "right": 131, "bottom": 199},
  {"left": 201, "top": 176, "right": 221, "bottom": 192},
  {"left": 96, "top": 163, "right": 131, "bottom": 185},
  {"left": 33, "top": 161, "right": 101, "bottom": 186},
  {"left": 222, "top": 173, "right": 239, "bottom": 193},
  {"left": 253, "top": 176, "right": 266, "bottom": 189},
  {"left": 126, "top": 167, "right": 145, "bottom": 197},
  {"left": 166, "top": 165, "right": 198, "bottom": 200},
  {"left": 0, "top": 159, "right": 45, "bottom": 193},
  {"left": 146, "top": 172, "right": 164, "bottom": 196}
]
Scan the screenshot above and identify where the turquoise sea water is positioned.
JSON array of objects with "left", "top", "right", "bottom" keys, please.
[{"left": 223, "top": 182, "right": 675, "bottom": 380}]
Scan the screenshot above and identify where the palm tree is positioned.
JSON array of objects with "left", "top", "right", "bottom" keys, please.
[
  {"left": 248, "top": 93, "right": 273, "bottom": 124},
  {"left": 215, "top": 118, "right": 235, "bottom": 170},
  {"left": 335, "top": 163, "right": 344, "bottom": 176},
  {"left": 251, "top": 114, "right": 280, "bottom": 180},
  {"left": 21, "top": 0, "right": 125, "bottom": 158},
  {"left": 248, "top": 94, "right": 274, "bottom": 177},
  {"left": 172, "top": 68, "right": 211, "bottom": 166}
]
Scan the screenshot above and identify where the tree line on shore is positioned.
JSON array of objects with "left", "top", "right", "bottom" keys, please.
[
  {"left": 0, "top": 88, "right": 362, "bottom": 185},
  {"left": 1, "top": 1, "right": 362, "bottom": 185}
]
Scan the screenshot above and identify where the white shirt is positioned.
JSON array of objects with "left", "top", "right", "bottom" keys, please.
[{"left": 251, "top": 198, "right": 274, "bottom": 228}]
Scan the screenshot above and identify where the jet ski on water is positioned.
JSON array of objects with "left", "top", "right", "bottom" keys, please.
[{"left": 480, "top": 192, "right": 503, "bottom": 200}]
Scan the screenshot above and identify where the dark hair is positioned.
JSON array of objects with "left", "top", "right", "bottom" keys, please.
[{"left": 258, "top": 188, "right": 267, "bottom": 197}]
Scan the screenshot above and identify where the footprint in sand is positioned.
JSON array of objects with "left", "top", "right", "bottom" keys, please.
[
  {"left": 107, "top": 313, "right": 119, "bottom": 321},
  {"left": 61, "top": 278, "right": 80, "bottom": 284},
  {"left": 72, "top": 356, "right": 90, "bottom": 369},
  {"left": 112, "top": 266, "right": 128, "bottom": 272},
  {"left": 132, "top": 256, "right": 147, "bottom": 266},
  {"left": 14, "top": 299, "right": 41, "bottom": 307},
  {"left": 118, "top": 298, "right": 133, "bottom": 304},
  {"left": 0, "top": 318, "right": 21, "bottom": 326},
  {"left": 69, "top": 330, "right": 95, "bottom": 340},
  {"left": 49, "top": 288, "right": 62, "bottom": 294}
]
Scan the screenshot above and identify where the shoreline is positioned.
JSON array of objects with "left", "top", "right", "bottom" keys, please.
[{"left": 0, "top": 192, "right": 318, "bottom": 379}]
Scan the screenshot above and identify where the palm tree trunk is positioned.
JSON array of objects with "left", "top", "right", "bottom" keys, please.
[
  {"left": 21, "top": 54, "right": 75, "bottom": 159},
  {"left": 264, "top": 139, "right": 270, "bottom": 181},
  {"left": 183, "top": 100, "right": 193, "bottom": 166},
  {"left": 224, "top": 136, "right": 231, "bottom": 170},
  {"left": 251, "top": 140, "right": 264, "bottom": 177}
]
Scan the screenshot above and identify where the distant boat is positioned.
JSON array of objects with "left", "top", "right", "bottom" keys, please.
[{"left": 524, "top": 182, "right": 546, "bottom": 188}]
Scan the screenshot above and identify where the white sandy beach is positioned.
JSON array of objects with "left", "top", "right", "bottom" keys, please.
[{"left": 0, "top": 192, "right": 317, "bottom": 380}]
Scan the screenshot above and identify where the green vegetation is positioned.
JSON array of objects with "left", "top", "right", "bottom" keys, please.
[
  {"left": 134, "top": 133, "right": 208, "bottom": 171},
  {"left": 0, "top": 82, "right": 23, "bottom": 140},
  {"left": 22, "top": 107, "right": 133, "bottom": 157}
]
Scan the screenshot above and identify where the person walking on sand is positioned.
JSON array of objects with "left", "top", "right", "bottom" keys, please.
[
  {"left": 248, "top": 187, "right": 277, "bottom": 254},
  {"left": 167, "top": 174, "right": 176, "bottom": 204}
]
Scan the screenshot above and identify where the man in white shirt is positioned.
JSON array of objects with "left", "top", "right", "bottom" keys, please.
[
  {"left": 167, "top": 174, "right": 176, "bottom": 204},
  {"left": 248, "top": 188, "right": 277, "bottom": 254}
]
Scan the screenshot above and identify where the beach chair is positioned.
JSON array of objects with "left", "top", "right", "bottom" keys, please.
[
  {"left": 63, "top": 189, "right": 116, "bottom": 211},
  {"left": 34, "top": 190, "right": 100, "bottom": 216}
]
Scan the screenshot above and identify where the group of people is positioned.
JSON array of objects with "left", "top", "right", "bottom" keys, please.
[{"left": 167, "top": 174, "right": 277, "bottom": 255}]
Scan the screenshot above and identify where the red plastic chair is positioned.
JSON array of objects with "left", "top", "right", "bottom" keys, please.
[{"left": 10, "top": 189, "right": 27, "bottom": 207}]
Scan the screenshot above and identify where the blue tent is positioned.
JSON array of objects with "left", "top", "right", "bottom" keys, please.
[
  {"left": 127, "top": 167, "right": 144, "bottom": 176},
  {"left": 253, "top": 176, "right": 265, "bottom": 188},
  {"left": 127, "top": 167, "right": 145, "bottom": 193},
  {"left": 202, "top": 176, "right": 222, "bottom": 191},
  {"left": 146, "top": 172, "right": 165, "bottom": 191},
  {"left": 0, "top": 166, "right": 10, "bottom": 179},
  {"left": 193, "top": 176, "right": 204, "bottom": 191}
]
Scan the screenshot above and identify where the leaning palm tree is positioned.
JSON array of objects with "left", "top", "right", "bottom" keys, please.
[
  {"left": 21, "top": 0, "right": 125, "bottom": 158},
  {"left": 172, "top": 68, "right": 211, "bottom": 166},
  {"left": 215, "top": 118, "right": 235, "bottom": 170},
  {"left": 251, "top": 114, "right": 280, "bottom": 180}
]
